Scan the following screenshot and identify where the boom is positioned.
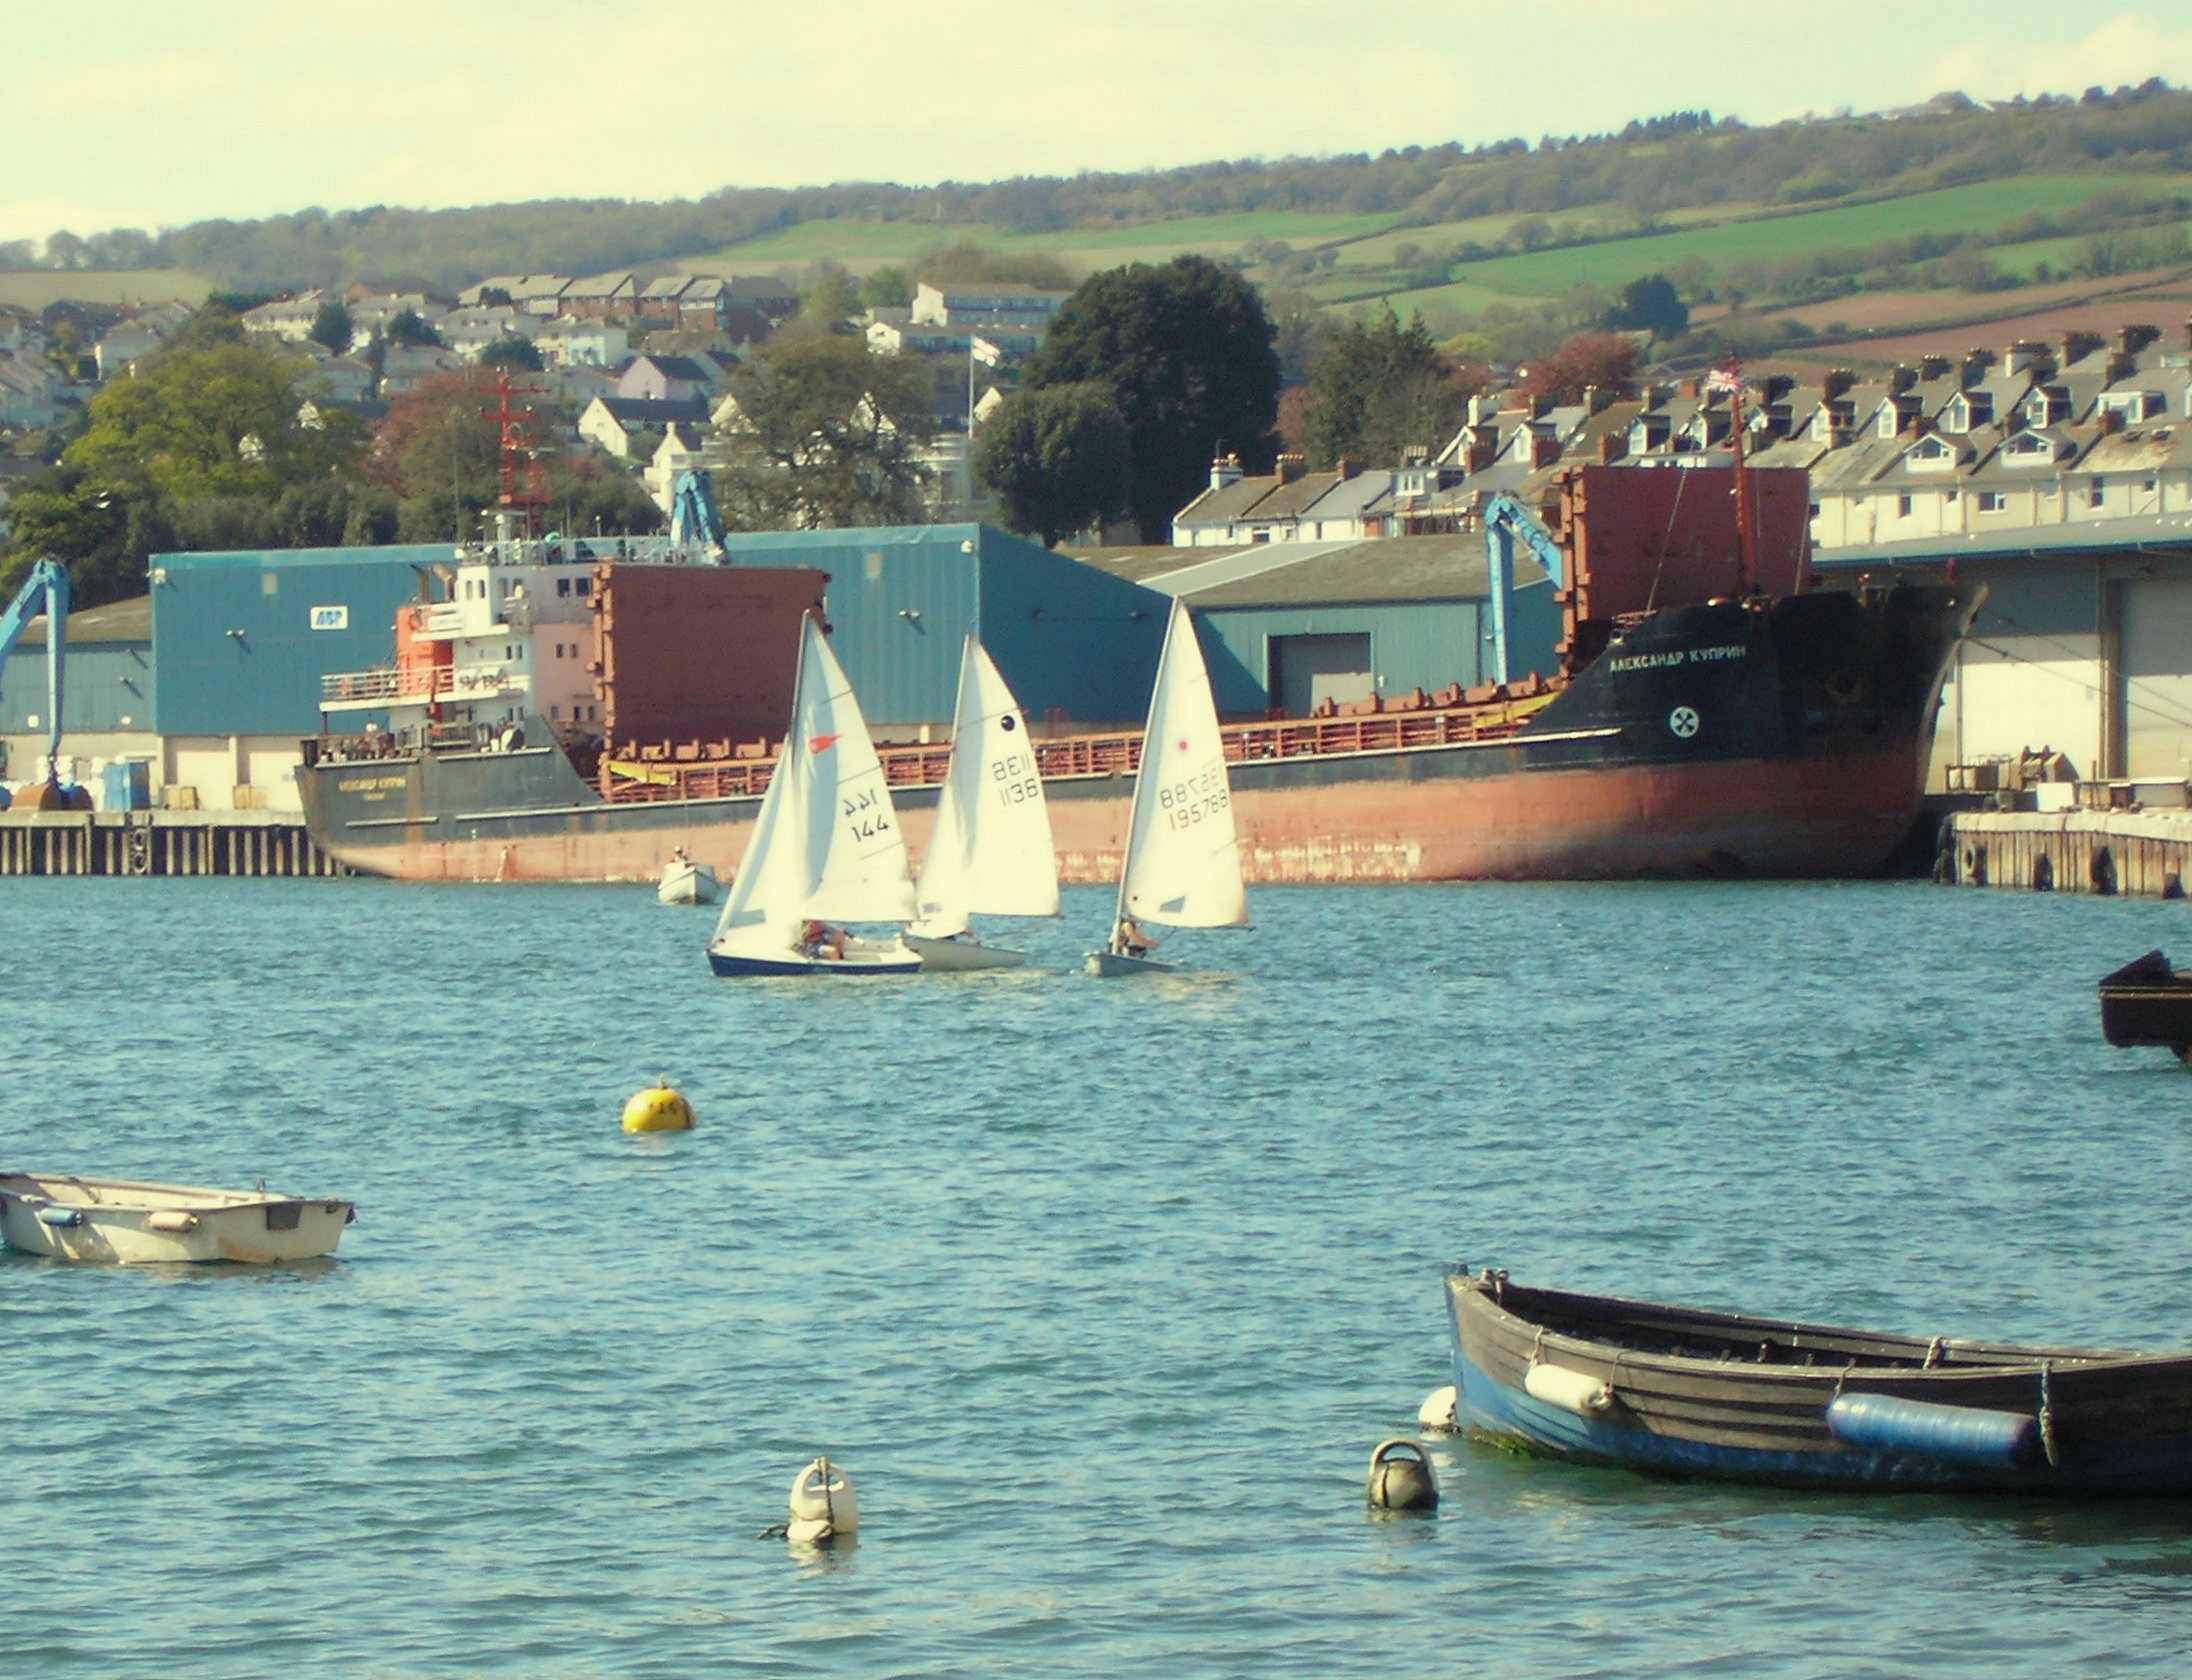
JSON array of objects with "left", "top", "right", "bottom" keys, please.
[
  {"left": 1482, "top": 493, "right": 1566, "bottom": 688},
  {"left": 0, "top": 559, "right": 69, "bottom": 790}
]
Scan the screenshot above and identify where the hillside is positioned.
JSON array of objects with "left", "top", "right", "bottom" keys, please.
[{"left": 14, "top": 82, "right": 2192, "bottom": 366}]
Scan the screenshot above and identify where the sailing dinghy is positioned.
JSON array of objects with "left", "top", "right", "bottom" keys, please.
[
  {"left": 906, "top": 636, "right": 1060, "bottom": 971},
  {"left": 705, "top": 616, "right": 920, "bottom": 977},
  {"left": 1086, "top": 597, "right": 1248, "bottom": 976}
]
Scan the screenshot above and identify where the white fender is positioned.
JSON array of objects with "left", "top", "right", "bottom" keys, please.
[
  {"left": 787, "top": 1456, "right": 857, "bottom": 1542},
  {"left": 1524, "top": 1361, "right": 1615, "bottom": 1416},
  {"left": 1417, "top": 1385, "right": 1458, "bottom": 1432}
]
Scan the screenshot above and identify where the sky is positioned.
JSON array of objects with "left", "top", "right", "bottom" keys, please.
[{"left": 11, "top": 1, "right": 2192, "bottom": 251}]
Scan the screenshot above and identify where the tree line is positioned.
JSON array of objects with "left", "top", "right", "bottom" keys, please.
[{"left": 12, "top": 83, "right": 2191, "bottom": 293}]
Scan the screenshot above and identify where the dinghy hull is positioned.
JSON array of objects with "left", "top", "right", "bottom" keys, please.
[
  {"left": 906, "top": 935, "right": 1030, "bottom": 971},
  {"left": 0, "top": 1173, "right": 353, "bottom": 1265}
]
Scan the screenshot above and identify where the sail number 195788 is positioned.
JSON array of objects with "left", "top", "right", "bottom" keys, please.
[{"left": 1158, "top": 766, "right": 1230, "bottom": 829}]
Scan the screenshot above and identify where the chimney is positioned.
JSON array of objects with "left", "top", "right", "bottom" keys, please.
[
  {"left": 1582, "top": 383, "right": 1614, "bottom": 415},
  {"left": 1643, "top": 381, "right": 1674, "bottom": 408},
  {"left": 1683, "top": 378, "right": 1703, "bottom": 399},
  {"left": 1468, "top": 393, "right": 1494, "bottom": 425},
  {"left": 1336, "top": 455, "right": 1362, "bottom": 480},
  {"left": 2061, "top": 329, "right": 2105, "bottom": 366},
  {"left": 1764, "top": 373, "right": 1794, "bottom": 403},
  {"left": 1919, "top": 355, "right": 1951, "bottom": 382},
  {"left": 1905, "top": 413, "right": 1931, "bottom": 438},
  {"left": 2184, "top": 312, "right": 2192, "bottom": 352},
  {"left": 2006, "top": 338, "right": 2048, "bottom": 374},
  {"left": 1530, "top": 429, "right": 1562, "bottom": 468},
  {"left": 2107, "top": 350, "right": 2134, "bottom": 385},
  {"left": 1275, "top": 451, "right": 1305, "bottom": 484},
  {"left": 1821, "top": 369, "right": 1855, "bottom": 402},
  {"left": 1210, "top": 452, "right": 1243, "bottom": 490},
  {"left": 2099, "top": 407, "right": 2126, "bottom": 435},
  {"left": 2119, "top": 322, "right": 2159, "bottom": 356},
  {"left": 1526, "top": 392, "right": 1553, "bottom": 419},
  {"left": 1889, "top": 363, "right": 1917, "bottom": 395}
]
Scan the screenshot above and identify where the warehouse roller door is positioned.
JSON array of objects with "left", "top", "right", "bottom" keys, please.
[
  {"left": 1269, "top": 633, "right": 1372, "bottom": 717},
  {"left": 2121, "top": 578, "right": 2192, "bottom": 779}
]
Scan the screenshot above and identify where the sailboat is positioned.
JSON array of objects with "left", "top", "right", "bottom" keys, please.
[
  {"left": 704, "top": 616, "right": 921, "bottom": 976},
  {"left": 905, "top": 636, "right": 1061, "bottom": 971},
  {"left": 1085, "top": 596, "right": 1248, "bottom": 977}
]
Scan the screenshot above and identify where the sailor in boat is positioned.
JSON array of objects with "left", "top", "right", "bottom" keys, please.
[
  {"left": 801, "top": 918, "right": 848, "bottom": 962},
  {"left": 1113, "top": 917, "right": 1157, "bottom": 960}
]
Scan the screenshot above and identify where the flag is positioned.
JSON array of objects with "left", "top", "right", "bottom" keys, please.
[
  {"left": 1706, "top": 367, "right": 1745, "bottom": 395},
  {"left": 970, "top": 335, "right": 1003, "bottom": 367}
]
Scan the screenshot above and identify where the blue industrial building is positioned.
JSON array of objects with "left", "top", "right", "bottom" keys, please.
[
  {"left": 713, "top": 523, "right": 1171, "bottom": 728},
  {"left": 149, "top": 544, "right": 455, "bottom": 736}
]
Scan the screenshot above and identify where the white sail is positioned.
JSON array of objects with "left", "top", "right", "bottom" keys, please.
[
  {"left": 709, "top": 616, "right": 916, "bottom": 959},
  {"left": 1115, "top": 597, "right": 1247, "bottom": 929},
  {"left": 912, "top": 636, "right": 1060, "bottom": 938}
]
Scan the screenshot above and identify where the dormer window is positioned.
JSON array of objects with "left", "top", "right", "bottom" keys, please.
[
  {"left": 1907, "top": 435, "right": 1955, "bottom": 472},
  {"left": 2004, "top": 432, "right": 2056, "bottom": 468}
]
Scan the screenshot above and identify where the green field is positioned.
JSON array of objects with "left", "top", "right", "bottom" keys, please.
[
  {"left": 1445, "top": 174, "right": 2192, "bottom": 298},
  {"left": 686, "top": 209, "right": 1398, "bottom": 272},
  {"left": 0, "top": 270, "right": 213, "bottom": 308}
]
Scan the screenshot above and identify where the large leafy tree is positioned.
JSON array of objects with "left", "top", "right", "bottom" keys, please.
[
  {"left": 1300, "top": 306, "right": 1482, "bottom": 471},
  {"left": 711, "top": 335, "right": 933, "bottom": 530},
  {"left": 1024, "top": 255, "right": 1280, "bottom": 542},
  {"left": 1603, "top": 273, "right": 1689, "bottom": 340},
  {"left": 973, "top": 382, "right": 1131, "bottom": 548},
  {"left": 1518, "top": 331, "right": 1642, "bottom": 405}
]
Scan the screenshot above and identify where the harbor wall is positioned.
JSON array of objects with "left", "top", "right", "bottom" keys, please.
[
  {"left": 1940, "top": 809, "right": 2192, "bottom": 899},
  {"left": 0, "top": 811, "right": 349, "bottom": 877}
]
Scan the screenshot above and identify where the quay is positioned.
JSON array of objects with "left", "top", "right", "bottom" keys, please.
[
  {"left": 0, "top": 810, "right": 350, "bottom": 878},
  {"left": 1939, "top": 808, "right": 2192, "bottom": 900}
]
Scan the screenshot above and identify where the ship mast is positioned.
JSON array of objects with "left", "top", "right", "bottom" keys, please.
[
  {"left": 481, "top": 369, "right": 549, "bottom": 541},
  {"left": 1720, "top": 355, "right": 1756, "bottom": 598}
]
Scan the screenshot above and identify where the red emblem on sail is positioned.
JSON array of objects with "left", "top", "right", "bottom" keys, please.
[{"left": 809, "top": 733, "right": 841, "bottom": 753}]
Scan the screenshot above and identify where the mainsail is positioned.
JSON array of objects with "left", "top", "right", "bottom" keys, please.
[
  {"left": 1114, "top": 597, "right": 1248, "bottom": 930},
  {"left": 913, "top": 636, "right": 1060, "bottom": 938}
]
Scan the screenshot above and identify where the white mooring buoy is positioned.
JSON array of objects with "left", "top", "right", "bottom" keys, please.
[
  {"left": 1417, "top": 1385, "right": 1458, "bottom": 1432},
  {"left": 1365, "top": 1437, "right": 1439, "bottom": 1513},
  {"left": 787, "top": 1456, "right": 858, "bottom": 1544}
]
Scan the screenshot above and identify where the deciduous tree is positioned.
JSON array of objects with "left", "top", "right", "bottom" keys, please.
[
  {"left": 712, "top": 335, "right": 933, "bottom": 530},
  {"left": 1517, "top": 331, "right": 1641, "bottom": 405},
  {"left": 1300, "top": 306, "right": 1483, "bottom": 470},
  {"left": 973, "top": 382, "right": 1131, "bottom": 547},
  {"left": 1024, "top": 255, "right": 1279, "bottom": 542}
]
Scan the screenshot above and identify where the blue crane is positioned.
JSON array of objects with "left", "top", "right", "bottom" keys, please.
[
  {"left": 668, "top": 469, "right": 726, "bottom": 558},
  {"left": 0, "top": 558, "right": 71, "bottom": 806},
  {"left": 1482, "top": 492, "right": 1567, "bottom": 688}
]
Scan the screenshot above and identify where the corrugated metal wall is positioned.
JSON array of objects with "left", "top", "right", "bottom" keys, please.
[
  {"left": 152, "top": 546, "right": 451, "bottom": 736},
  {"left": 0, "top": 641, "right": 154, "bottom": 733},
  {"left": 713, "top": 524, "right": 1172, "bottom": 729}
]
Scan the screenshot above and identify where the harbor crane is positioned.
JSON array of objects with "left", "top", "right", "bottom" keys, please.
[
  {"left": 0, "top": 558, "right": 74, "bottom": 809},
  {"left": 1481, "top": 493, "right": 1567, "bottom": 689}
]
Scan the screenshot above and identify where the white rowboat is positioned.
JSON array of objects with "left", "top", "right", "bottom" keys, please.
[{"left": 0, "top": 1171, "right": 355, "bottom": 1265}]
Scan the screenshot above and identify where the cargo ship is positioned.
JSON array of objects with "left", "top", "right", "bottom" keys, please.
[{"left": 297, "top": 465, "right": 1974, "bottom": 885}]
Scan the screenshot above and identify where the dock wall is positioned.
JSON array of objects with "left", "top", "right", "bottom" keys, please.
[
  {"left": 1940, "top": 810, "right": 2192, "bottom": 899},
  {"left": 0, "top": 811, "right": 350, "bottom": 878}
]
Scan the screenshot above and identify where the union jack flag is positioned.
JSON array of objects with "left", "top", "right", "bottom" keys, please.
[{"left": 1706, "top": 367, "right": 1746, "bottom": 394}]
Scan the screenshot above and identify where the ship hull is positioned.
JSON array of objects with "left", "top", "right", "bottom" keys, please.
[{"left": 300, "top": 585, "right": 1972, "bottom": 887}]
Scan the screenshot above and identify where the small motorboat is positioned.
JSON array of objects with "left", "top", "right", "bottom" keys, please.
[
  {"left": 0, "top": 1172, "right": 355, "bottom": 1265},
  {"left": 657, "top": 852, "right": 719, "bottom": 906},
  {"left": 1446, "top": 1265, "right": 2192, "bottom": 1494},
  {"left": 2098, "top": 949, "right": 2192, "bottom": 1060}
]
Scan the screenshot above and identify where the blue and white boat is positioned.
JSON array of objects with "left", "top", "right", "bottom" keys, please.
[
  {"left": 1446, "top": 1266, "right": 2192, "bottom": 1495},
  {"left": 704, "top": 616, "right": 919, "bottom": 978}
]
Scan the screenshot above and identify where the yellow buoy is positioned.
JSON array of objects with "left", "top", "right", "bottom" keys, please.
[{"left": 621, "top": 1078, "right": 694, "bottom": 1133}]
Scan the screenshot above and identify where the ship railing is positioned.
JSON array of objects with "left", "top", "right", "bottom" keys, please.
[
  {"left": 596, "top": 697, "right": 1541, "bottom": 804},
  {"left": 320, "top": 666, "right": 521, "bottom": 707}
]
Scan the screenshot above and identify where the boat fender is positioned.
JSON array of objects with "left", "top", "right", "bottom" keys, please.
[
  {"left": 786, "top": 1456, "right": 857, "bottom": 1544},
  {"left": 1524, "top": 1361, "right": 1616, "bottom": 1416},
  {"left": 1365, "top": 1438, "right": 1438, "bottom": 1512},
  {"left": 621, "top": 1079, "right": 695, "bottom": 1134},
  {"left": 146, "top": 1211, "right": 200, "bottom": 1234},
  {"left": 1825, "top": 1392, "right": 2040, "bottom": 1471},
  {"left": 1417, "top": 1385, "right": 1458, "bottom": 1432},
  {"left": 36, "top": 1205, "right": 84, "bottom": 1228}
]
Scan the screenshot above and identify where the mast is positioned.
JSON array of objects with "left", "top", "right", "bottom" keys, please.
[{"left": 1720, "top": 355, "right": 1756, "bottom": 598}]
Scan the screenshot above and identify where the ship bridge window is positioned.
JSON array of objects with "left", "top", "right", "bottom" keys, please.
[{"left": 557, "top": 577, "right": 572, "bottom": 597}]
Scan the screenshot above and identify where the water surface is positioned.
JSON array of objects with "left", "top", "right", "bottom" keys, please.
[{"left": 3, "top": 877, "right": 2189, "bottom": 1676}]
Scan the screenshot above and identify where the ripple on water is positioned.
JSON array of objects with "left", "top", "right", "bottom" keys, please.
[{"left": 5, "top": 876, "right": 2192, "bottom": 1676}]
